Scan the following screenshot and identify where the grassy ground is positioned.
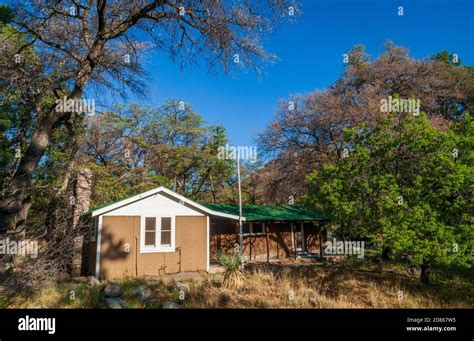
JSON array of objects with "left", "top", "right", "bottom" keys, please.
[{"left": 1, "top": 260, "right": 472, "bottom": 308}]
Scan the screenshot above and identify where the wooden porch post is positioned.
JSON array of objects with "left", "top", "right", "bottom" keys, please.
[
  {"left": 249, "top": 222, "right": 253, "bottom": 261},
  {"left": 300, "top": 221, "right": 306, "bottom": 253},
  {"left": 265, "top": 223, "right": 270, "bottom": 263},
  {"left": 291, "top": 222, "right": 296, "bottom": 259},
  {"left": 318, "top": 223, "right": 323, "bottom": 258}
]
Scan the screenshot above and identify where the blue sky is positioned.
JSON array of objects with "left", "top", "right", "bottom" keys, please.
[{"left": 124, "top": 0, "right": 474, "bottom": 147}]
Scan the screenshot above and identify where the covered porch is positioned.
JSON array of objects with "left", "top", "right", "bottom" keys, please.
[{"left": 204, "top": 204, "right": 329, "bottom": 263}]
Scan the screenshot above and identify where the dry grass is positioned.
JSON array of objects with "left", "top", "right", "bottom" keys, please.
[
  {"left": 2, "top": 260, "right": 472, "bottom": 308},
  {"left": 189, "top": 261, "right": 472, "bottom": 308}
]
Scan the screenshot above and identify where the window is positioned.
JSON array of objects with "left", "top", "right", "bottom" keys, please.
[
  {"left": 242, "top": 223, "right": 251, "bottom": 235},
  {"left": 161, "top": 217, "right": 171, "bottom": 246},
  {"left": 252, "top": 223, "right": 264, "bottom": 234},
  {"left": 242, "top": 222, "right": 265, "bottom": 235},
  {"left": 145, "top": 217, "right": 156, "bottom": 246},
  {"left": 141, "top": 216, "right": 175, "bottom": 252}
]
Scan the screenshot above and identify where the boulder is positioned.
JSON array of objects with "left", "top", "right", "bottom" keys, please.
[
  {"left": 86, "top": 276, "right": 100, "bottom": 286},
  {"left": 133, "top": 285, "right": 152, "bottom": 301},
  {"left": 105, "top": 297, "right": 123, "bottom": 309},
  {"left": 162, "top": 301, "right": 180, "bottom": 309},
  {"left": 103, "top": 283, "right": 121, "bottom": 298}
]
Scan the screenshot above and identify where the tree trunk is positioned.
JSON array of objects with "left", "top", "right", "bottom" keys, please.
[
  {"left": 14, "top": 195, "right": 32, "bottom": 238},
  {"left": 382, "top": 246, "right": 391, "bottom": 262},
  {"left": 209, "top": 175, "right": 217, "bottom": 203},
  {"left": 0, "top": 44, "right": 100, "bottom": 233},
  {"left": 420, "top": 262, "right": 431, "bottom": 284},
  {"left": 0, "top": 120, "right": 58, "bottom": 232}
]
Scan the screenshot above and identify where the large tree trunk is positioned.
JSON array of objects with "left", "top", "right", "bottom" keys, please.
[
  {"left": 0, "top": 119, "right": 59, "bottom": 232},
  {"left": 0, "top": 46, "right": 100, "bottom": 233},
  {"left": 420, "top": 262, "right": 432, "bottom": 284},
  {"left": 14, "top": 195, "right": 32, "bottom": 238}
]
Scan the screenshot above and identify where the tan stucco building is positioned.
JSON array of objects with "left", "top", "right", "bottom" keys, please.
[{"left": 83, "top": 187, "right": 328, "bottom": 279}]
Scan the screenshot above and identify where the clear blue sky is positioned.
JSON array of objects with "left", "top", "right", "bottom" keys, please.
[{"left": 124, "top": 0, "right": 474, "bottom": 147}]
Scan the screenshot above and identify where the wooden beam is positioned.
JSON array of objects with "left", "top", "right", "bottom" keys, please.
[
  {"left": 249, "top": 222, "right": 253, "bottom": 261},
  {"left": 265, "top": 223, "right": 270, "bottom": 263},
  {"left": 318, "top": 223, "right": 323, "bottom": 258},
  {"left": 290, "top": 222, "right": 295, "bottom": 252},
  {"left": 300, "top": 221, "right": 306, "bottom": 253}
]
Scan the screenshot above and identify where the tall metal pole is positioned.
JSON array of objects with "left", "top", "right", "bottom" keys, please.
[{"left": 237, "top": 154, "right": 243, "bottom": 256}]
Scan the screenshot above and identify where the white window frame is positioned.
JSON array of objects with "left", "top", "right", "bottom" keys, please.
[{"left": 140, "top": 215, "right": 175, "bottom": 253}]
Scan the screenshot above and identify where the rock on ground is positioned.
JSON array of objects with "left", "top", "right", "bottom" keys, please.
[
  {"left": 133, "top": 285, "right": 152, "bottom": 301},
  {"left": 162, "top": 301, "right": 180, "bottom": 309},
  {"left": 105, "top": 297, "right": 124, "bottom": 309},
  {"left": 87, "top": 276, "right": 100, "bottom": 286},
  {"left": 103, "top": 283, "right": 121, "bottom": 298}
]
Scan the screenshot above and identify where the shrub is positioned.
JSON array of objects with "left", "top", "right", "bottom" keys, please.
[{"left": 215, "top": 250, "right": 245, "bottom": 289}]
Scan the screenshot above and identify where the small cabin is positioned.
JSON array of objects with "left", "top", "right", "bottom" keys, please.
[{"left": 83, "top": 187, "right": 328, "bottom": 279}]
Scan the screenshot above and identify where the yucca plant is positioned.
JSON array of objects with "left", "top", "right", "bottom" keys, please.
[{"left": 215, "top": 250, "right": 245, "bottom": 289}]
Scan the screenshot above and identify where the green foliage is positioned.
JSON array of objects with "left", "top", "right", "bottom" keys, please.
[
  {"left": 432, "top": 50, "right": 462, "bottom": 67},
  {"left": 0, "top": 5, "right": 13, "bottom": 24},
  {"left": 306, "top": 113, "right": 473, "bottom": 270},
  {"left": 0, "top": 25, "right": 42, "bottom": 195},
  {"left": 84, "top": 101, "right": 235, "bottom": 208},
  {"left": 215, "top": 250, "right": 244, "bottom": 272}
]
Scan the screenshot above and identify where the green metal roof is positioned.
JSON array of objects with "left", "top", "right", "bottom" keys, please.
[
  {"left": 83, "top": 187, "right": 329, "bottom": 222},
  {"left": 203, "top": 204, "right": 329, "bottom": 222}
]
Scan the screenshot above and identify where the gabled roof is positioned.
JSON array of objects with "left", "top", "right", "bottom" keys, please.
[
  {"left": 85, "top": 187, "right": 328, "bottom": 222},
  {"left": 203, "top": 204, "right": 329, "bottom": 222},
  {"left": 85, "top": 186, "right": 242, "bottom": 221}
]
